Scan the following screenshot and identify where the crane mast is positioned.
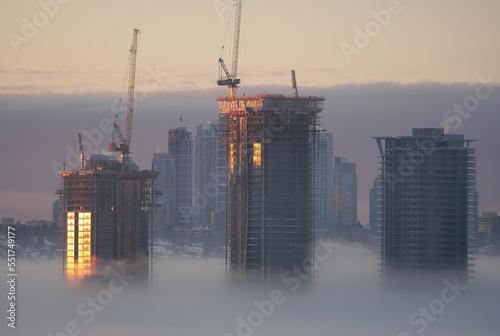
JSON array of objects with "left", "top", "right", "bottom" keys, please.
[
  {"left": 110, "top": 28, "right": 140, "bottom": 171},
  {"left": 125, "top": 29, "right": 139, "bottom": 149},
  {"left": 217, "top": 0, "right": 242, "bottom": 98}
]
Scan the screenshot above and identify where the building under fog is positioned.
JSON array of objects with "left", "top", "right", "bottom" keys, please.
[
  {"left": 152, "top": 153, "right": 175, "bottom": 238},
  {"left": 168, "top": 127, "right": 194, "bottom": 231},
  {"left": 374, "top": 128, "right": 477, "bottom": 285},
  {"left": 369, "top": 176, "right": 381, "bottom": 234},
  {"left": 333, "top": 157, "right": 357, "bottom": 236},
  {"left": 218, "top": 93, "right": 324, "bottom": 287},
  {"left": 194, "top": 121, "right": 227, "bottom": 242},
  {"left": 314, "top": 132, "right": 334, "bottom": 235},
  {"left": 58, "top": 154, "right": 157, "bottom": 286}
]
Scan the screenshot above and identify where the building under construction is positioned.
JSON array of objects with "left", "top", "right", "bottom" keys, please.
[
  {"left": 219, "top": 93, "right": 325, "bottom": 287},
  {"left": 56, "top": 29, "right": 159, "bottom": 287},
  {"left": 58, "top": 156, "right": 157, "bottom": 286}
]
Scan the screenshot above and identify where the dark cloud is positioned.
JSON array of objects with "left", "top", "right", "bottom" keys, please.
[{"left": 0, "top": 82, "right": 499, "bottom": 221}]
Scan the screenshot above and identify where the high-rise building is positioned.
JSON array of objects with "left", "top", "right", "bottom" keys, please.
[
  {"left": 58, "top": 154, "right": 157, "bottom": 286},
  {"left": 168, "top": 127, "right": 194, "bottom": 230},
  {"left": 152, "top": 153, "right": 175, "bottom": 238},
  {"left": 478, "top": 211, "right": 497, "bottom": 238},
  {"left": 193, "top": 121, "right": 228, "bottom": 242},
  {"left": 369, "top": 176, "right": 381, "bottom": 234},
  {"left": 333, "top": 157, "right": 357, "bottom": 236},
  {"left": 194, "top": 122, "right": 218, "bottom": 228},
  {"left": 212, "top": 118, "right": 228, "bottom": 243},
  {"left": 218, "top": 93, "right": 324, "bottom": 286},
  {"left": 314, "top": 132, "right": 334, "bottom": 234},
  {"left": 52, "top": 199, "right": 63, "bottom": 226},
  {"left": 374, "top": 128, "right": 477, "bottom": 284}
]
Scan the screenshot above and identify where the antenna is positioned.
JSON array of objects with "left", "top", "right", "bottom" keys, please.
[
  {"left": 291, "top": 70, "right": 298, "bottom": 97},
  {"left": 77, "top": 133, "right": 84, "bottom": 170}
]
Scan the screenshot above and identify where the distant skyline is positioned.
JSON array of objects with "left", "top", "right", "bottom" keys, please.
[
  {"left": 1, "top": 83, "right": 499, "bottom": 224},
  {"left": 1, "top": 1, "right": 499, "bottom": 223}
]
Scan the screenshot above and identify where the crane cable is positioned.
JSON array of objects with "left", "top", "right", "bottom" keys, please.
[{"left": 219, "top": 2, "right": 235, "bottom": 59}]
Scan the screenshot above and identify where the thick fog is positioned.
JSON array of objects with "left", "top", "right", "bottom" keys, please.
[{"left": 1, "top": 243, "right": 499, "bottom": 336}]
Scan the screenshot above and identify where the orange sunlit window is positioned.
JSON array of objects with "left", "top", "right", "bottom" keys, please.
[
  {"left": 229, "top": 144, "right": 235, "bottom": 173},
  {"left": 253, "top": 143, "right": 261, "bottom": 166},
  {"left": 67, "top": 212, "right": 94, "bottom": 284}
]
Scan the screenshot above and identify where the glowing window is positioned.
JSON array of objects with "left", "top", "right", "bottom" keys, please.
[{"left": 253, "top": 143, "right": 262, "bottom": 166}]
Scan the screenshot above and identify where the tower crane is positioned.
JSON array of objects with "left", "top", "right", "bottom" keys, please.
[
  {"left": 109, "top": 28, "right": 140, "bottom": 171},
  {"left": 217, "top": 0, "right": 242, "bottom": 98}
]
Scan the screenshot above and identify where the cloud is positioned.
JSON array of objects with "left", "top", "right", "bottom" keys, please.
[
  {"left": 1, "top": 246, "right": 499, "bottom": 336},
  {"left": 0, "top": 82, "right": 499, "bottom": 223}
]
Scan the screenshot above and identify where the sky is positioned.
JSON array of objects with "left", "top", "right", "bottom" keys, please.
[{"left": 1, "top": 0, "right": 500, "bottom": 222}]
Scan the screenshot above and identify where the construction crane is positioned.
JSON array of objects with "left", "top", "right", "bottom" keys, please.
[
  {"left": 291, "top": 70, "right": 298, "bottom": 97},
  {"left": 109, "top": 28, "right": 140, "bottom": 171},
  {"left": 217, "top": 0, "right": 242, "bottom": 98}
]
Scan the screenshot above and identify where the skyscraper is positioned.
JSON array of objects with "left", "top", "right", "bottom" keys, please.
[
  {"left": 218, "top": 93, "right": 324, "bottom": 286},
  {"left": 369, "top": 176, "right": 381, "bottom": 234},
  {"left": 333, "top": 157, "right": 357, "bottom": 236},
  {"left": 194, "top": 122, "right": 218, "bottom": 228},
  {"left": 374, "top": 128, "right": 477, "bottom": 284},
  {"left": 152, "top": 153, "right": 175, "bottom": 238},
  {"left": 212, "top": 118, "right": 228, "bottom": 243},
  {"left": 58, "top": 154, "right": 157, "bottom": 286},
  {"left": 314, "top": 132, "right": 334, "bottom": 234},
  {"left": 477, "top": 210, "right": 498, "bottom": 248},
  {"left": 168, "top": 127, "right": 194, "bottom": 230},
  {"left": 52, "top": 198, "right": 63, "bottom": 226}
]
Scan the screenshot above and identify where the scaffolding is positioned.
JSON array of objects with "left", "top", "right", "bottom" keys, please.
[
  {"left": 57, "top": 159, "right": 158, "bottom": 287},
  {"left": 218, "top": 93, "right": 325, "bottom": 287}
]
